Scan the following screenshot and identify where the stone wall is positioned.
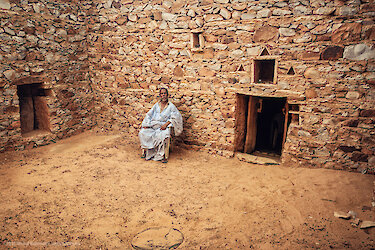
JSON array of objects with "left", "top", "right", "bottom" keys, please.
[
  {"left": 87, "top": 0, "right": 375, "bottom": 172},
  {"left": 1, "top": 0, "right": 374, "bottom": 173},
  {"left": 0, "top": 0, "right": 97, "bottom": 151}
]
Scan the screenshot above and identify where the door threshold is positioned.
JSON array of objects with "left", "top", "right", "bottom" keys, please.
[{"left": 236, "top": 152, "right": 280, "bottom": 165}]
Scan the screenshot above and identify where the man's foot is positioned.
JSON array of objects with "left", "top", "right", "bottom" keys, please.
[{"left": 161, "top": 158, "right": 168, "bottom": 163}]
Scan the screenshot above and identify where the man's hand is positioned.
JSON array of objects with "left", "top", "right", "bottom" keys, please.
[{"left": 160, "top": 122, "right": 171, "bottom": 130}]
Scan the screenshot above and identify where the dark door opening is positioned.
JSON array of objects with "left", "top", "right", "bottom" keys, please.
[
  {"left": 255, "top": 97, "right": 286, "bottom": 154},
  {"left": 235, "top": 95, "right": 287, "bottom": 155},
  {"left": 17, "top": 83, "right": 51, "bottom": 135}
]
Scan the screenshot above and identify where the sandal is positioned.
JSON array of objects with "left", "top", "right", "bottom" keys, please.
[{"left": 161, "top": 158, "right": 168, "bottom": 163}]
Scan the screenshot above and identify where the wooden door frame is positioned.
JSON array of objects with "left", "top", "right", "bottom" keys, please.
[{"left": 235, "top": 94, "right": 289, "bottom": 155}]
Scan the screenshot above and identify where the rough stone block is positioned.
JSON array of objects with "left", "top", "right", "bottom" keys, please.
[
  {"left": 338, "top": 6, "right": 358, "bottom": 16},
  {"left": 300, "top": 52, "right": 320, "bottom": 60},
  {"left": 279, "top": 28, "right": 296, "bottom": 37},
  {"left": 360, "top": 109, "right": 375, "bottom": 117},
  {"left": 346, "top": 91, "right": 360, "bottom": 99},
  {"left": 115, "top": 16, "right": 127, "bottom": 25},
  {"left": 0, "top": 0, "right": 10, "bottom": 9},
  {"left": 153, "top": 11, "right": 162, "bottom": 21},
  {"left": 272, "top": 9, "right": 292, "bottom": 16},
  {"left": 364, "top": 27, "right": 375, "bottom": 40},
  {"left": 253, "top": 26, "right": 279, "bottom": 42},
  {"left": 331, "top": 23, "right": 362, "bottom": 43},
  {"left": 241, "top": 13, "right": 256, "bottom": 20},
  {"left": 294, "top": 33, "right": 313, "bottom": 43},
  {"left": 304, "top": 68, "right": 320, "bottom": 79},
  {"left": 343, "top": 44, "right": 375, "bottom": 61},
  {"left": 351, "top": 152, "right": 368, "bottom": 162},
  {"left": 294, "top": 6, "right": 312, "bottom": 15},
  {"left": 198, "top": 68, "right": 215, "bottom": 77},
  {"left": 205, "top": 14, "right": 223, "bottom": 22},
  {"left": 173, "top": 66, "right": 184, "bottom": 77},
  {"left": 3, "top": 69, "right": 16, "bottom": 81},
  {"left": 314, "top": 7, "right": 336, "bottom": 15},
  {"left": 320, "top": 46, "right": 344, "bottom": 60},
  {"left": 233, "top": 4, "right": 247, "bottom": 11},
  {"left": 305, "top": 89, "right": 318, "bottom": 99},
  {"left": 246, "top": 46, "right": 261, "bottom": 56},
  {"left": 257, "top": 9, "right": 271, "bottom": 18},
  {"left": 219, "top": 8, "right": 231, "bottom": 19},
  {"left": 229, "top": 49, "right": 244, "bottom": 58},
  {"left": 162, "top": 13, "right": 177, "bottom": 22}
]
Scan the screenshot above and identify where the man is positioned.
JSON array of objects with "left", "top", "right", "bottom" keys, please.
[{"left": 139, "top": 88, "right": 183, "bottom": 163}]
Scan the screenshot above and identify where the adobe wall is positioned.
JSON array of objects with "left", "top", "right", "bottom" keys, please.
[
  {"left": 87, "top": 0, "right": 375, "bottom": 172},
  {"left": 0, "top": 0, "right": 374, "bottom": 173},
  {"left": 0, "top": 0, "right": 97, "bottom": 151}
]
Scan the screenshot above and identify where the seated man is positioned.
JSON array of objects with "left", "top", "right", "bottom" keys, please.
[{"left": 139, "top": 88, "right": 183, "bottom": 163}]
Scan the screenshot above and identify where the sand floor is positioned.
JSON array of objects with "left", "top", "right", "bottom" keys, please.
[{"left": 0, "top": 130, "right": 374, "bottom": 249}]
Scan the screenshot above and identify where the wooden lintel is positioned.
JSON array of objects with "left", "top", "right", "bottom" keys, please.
[{"left": 13, "top": 75, "right": 45, "bottom": 85}]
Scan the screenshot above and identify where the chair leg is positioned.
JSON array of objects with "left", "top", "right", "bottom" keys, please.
[
  {"left": 170, "top": 127, "right": 175, "bottom": 154},
  {"left": 164, "top": 137, "right": 171, "bottom": 160}
]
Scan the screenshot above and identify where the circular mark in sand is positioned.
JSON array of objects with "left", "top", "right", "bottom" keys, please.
[{"left": 131, "top": 227, "right": 184, "bottom": 249}]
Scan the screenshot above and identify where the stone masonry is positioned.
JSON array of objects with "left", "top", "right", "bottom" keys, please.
[
  {"left": 0, "top": 0, "right": 374, "bottom": 173},
  {"left": 0, "top": 0, "right": 97, "bottom": 150}
]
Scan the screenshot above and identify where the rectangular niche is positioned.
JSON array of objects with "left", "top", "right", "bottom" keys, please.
[
  {"left": 17, "top": 83, "right": 51, "bottom": 136},
  {"left": 191, "top": 29, "right": 204, "bottom": 50},
  {"left": 252, "top": 58, "right": 277, "bottom": 84}
]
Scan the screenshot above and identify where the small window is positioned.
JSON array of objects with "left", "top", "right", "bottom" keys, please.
[
  {"left": 17, "top": 83, "right": 51, "bottom": 135},
  {"left": 253, "top": 59, "right": 276, "bottom": 84},
  {"left": 191, "top": 31, "right": 204, "bottom": 49},
  {"left": 289, "top": 104, "right": 299, "bottom": 111},
  {"left": 288, "top": 104, "right": 300, "bottom": 124},
  {"left": 192, "top": 33, "right": 200, "bottom": 48}
]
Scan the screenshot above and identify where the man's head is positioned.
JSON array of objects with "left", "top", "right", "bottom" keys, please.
[{"left": 159, "top": 87, "right": 168, "bottom": 102}]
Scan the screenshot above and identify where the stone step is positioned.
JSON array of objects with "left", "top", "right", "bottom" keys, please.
[{"left": 236, "top": 152, "right": 281, "bottom": 165}]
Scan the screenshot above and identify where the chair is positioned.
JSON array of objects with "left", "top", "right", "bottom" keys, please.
[{"left": 141, "top": 127, "right": 175, "bottom": 162}]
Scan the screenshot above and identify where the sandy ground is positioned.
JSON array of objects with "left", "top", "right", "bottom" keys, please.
[{"left": 0, "top": 130, "right": 374, "bottom": 249}]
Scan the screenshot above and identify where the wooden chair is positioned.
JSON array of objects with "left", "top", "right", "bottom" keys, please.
[{"left": 141, "top": 127, "right": 175, "bottom": 162}]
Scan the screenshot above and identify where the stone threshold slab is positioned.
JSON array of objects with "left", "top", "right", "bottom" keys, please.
[{"left": 236, "top": 152, "right": 281, "bottom": 165}]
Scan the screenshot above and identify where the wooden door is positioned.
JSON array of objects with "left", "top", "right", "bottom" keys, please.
[
  {"left": 234, "top": 95, "right": 248, "bottom": 152},
  {"left": 244, "top": 96, "right": 258, "bottom": 153},
  {"left": 18, "top": 85, "right": 35, "bottom": 134}
]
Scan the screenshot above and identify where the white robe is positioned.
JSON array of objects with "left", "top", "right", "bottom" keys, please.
[{"left": 139, "top": 102, "right": 183, "bottom": 161}]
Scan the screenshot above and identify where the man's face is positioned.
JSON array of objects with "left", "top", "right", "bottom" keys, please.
[{"left": 160, "top": 89, "right": 168, "bottom": 102}]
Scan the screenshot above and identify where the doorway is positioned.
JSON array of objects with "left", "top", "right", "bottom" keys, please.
[
  {"left": 17, "top": 83, "right": 51, "bottom": 135},
  {"left": 234, "top": 95, "right": 287, "bottom": 155}
]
